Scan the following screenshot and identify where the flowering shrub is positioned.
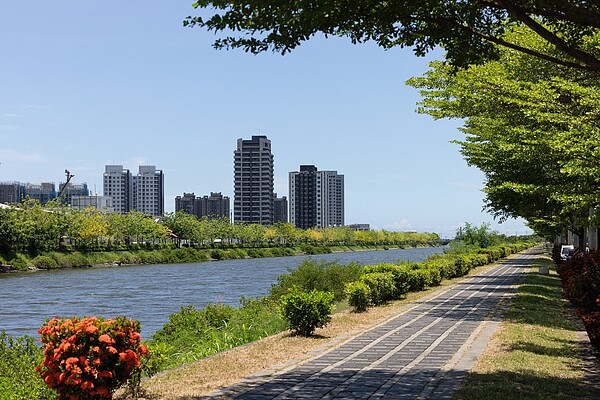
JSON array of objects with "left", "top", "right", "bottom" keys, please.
[{"left": 36, "top": 316, "right": 148, "bottom": 400}]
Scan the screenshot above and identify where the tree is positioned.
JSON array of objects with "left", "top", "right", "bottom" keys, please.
[
  {"left": 406, "top": 27, "right": 600, "bottom": 239},
  {"left": 185, "top": 0, "right": 600, "bottom": 72},
  {"left": 67, "top": 207, "right": 109, "bottom": 248}
]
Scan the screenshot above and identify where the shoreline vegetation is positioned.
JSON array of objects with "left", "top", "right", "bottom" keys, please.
[
  {"left": 0, "top": 243, "right": 438, "bottom": 274},
  {"left": 0, "top": 199, "right": 446, "bottom": 273}
]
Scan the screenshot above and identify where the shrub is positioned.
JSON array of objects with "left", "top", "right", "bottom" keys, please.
[
  {"left": 556, "top": 251, "right": 600, "bottom": 351},
  {"left": 279, "top": 286, "right": 334, "bottom": 336},
  {"left": 270, "top": 260, "right": 362, "bottom": 301},
  {"left": 0, "top": 331, "right": 56, "bottom": 400},
  {"left": 209, "top": 249, "right": 226, "bottom": 260},
  {"left": 37, "top": 316, "right": 148, "bottom": 400},
  {"left": 10, "top": 254, "right": 29, "bottom": 271},
  {"left": 363, "top": 263, "right": 410, "bottom": 298},
  {"left": 346, "top": 281, "right": 370, "bottom": 312},
  {"left": 360, "top": 272, "right": 396, "bottom": 306},
  {"left": 30, "top": 255, "right": 59, "bottom": 270}
]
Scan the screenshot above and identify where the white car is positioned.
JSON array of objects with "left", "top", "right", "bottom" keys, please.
[{"left": 560, "top": 245, "right": 575, "bottom": 262}]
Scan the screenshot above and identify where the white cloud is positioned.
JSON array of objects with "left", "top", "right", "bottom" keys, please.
[
  {"left": 380, "top": 219, "right": 414, "bottom": 232},
  {"left": 0, "top": 148, "right": 45, "bottom": 163}
]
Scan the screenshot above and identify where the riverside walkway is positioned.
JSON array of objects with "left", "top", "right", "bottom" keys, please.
[{"left": 210, "top": 249, "right": 537, "bottom": 399}]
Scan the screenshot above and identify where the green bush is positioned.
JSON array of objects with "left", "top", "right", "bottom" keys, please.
[
  {"left": 270, "top": 260, "right": 362, "bottom": 301},
  {"left": 29, "top": 255, "right": 58, "bottom": 269},
  {"left": 279, "top": 286, "right": 334, "bottom": 336},
  {"left": 346, "top": 281, "right": 370, "bottom": 312},
  {"left": 0, "top": 331, "right": 56, "bottom": 400},
  {"left": 360, "top": 272, "right": 396, "bottom": 306},
  {"left": 9, "top": 254, "right": 29, "bottom": 271},
  {"left": 210, "top": 249, "right": 227, "bottom": 260},
  {"left": 363, "top": 263, "right": 410, "bottom": 298}
]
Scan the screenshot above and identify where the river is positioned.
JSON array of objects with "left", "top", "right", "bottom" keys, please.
[{"left": 0, "top": 247, "right": 444, "bottom": 338}]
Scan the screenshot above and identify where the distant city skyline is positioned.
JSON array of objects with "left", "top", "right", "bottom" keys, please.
[{"left": 1, "top": 2, "right": 534, "bottom": 238}]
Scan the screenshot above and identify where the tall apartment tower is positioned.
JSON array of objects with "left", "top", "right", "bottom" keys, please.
[
  {"left": 273, "top": 193, "right": 288, "bottom": 223},
  {"left": 289, "top": 165, "right": 345, "bottom": 229},
  {"left": 134, "top": 165, "right": 164, "bottom": 217},
  {"left": 234, "top": 135, "right": 274, "bottom": 225},
  {"left": 175, "top": 192, "right": 230, "bottom": 220},
  {"left": 103, "top": 165, "right": 133, "bottom": 213},
  {"left": 199, "top": 192, "right": 230, "bottom": 220}
]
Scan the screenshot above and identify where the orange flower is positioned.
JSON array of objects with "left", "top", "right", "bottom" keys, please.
[
  {"left": 81, "top": 381, "right": 94, "bottom": 390},
  {"left": 138, "top": 344, "right": 148, "bottom": 355},
  {"left": 85, "top": 324, "right": 99, "bottom": 334},
  {"left": 97, "top": 370, "right": 113, "bottom": 379},
  {"left": 98, "top": 334, "right": 115, "bottom": 345}
]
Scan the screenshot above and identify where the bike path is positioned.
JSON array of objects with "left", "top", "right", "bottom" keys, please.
[{"left": 209, "top": 249, "right": 536, "bottom": 399}]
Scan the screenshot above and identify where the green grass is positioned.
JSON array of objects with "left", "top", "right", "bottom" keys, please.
[{"left": 453, "top": 255, "right": 594, "bottom": 400}]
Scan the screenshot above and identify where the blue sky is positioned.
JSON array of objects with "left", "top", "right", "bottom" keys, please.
[{"left": 0, "top": 1, "right": 532, "bottom": 238}]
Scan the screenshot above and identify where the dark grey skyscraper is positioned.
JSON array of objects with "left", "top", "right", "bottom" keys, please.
[
  {"left": 289, "top": 165, "right": 344, "bottom": 229},
  {"left": 234, "top": 135, "right": 274, "bottom": 225}
]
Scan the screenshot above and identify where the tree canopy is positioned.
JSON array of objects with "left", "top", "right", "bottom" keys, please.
[
  {"left": 407, "top": 27, "right": 600, "bottom": 238},
  {"left": 185, "top": 0, "right": 600, "bottom": 72}
]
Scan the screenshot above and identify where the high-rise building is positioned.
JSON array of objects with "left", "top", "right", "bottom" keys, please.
[
  {"left": 103, "top": 165, "right": 164, "bottom": 217},
  {"left": 199, "top": 192, "right": 230, "bottom": 220},
  {"left": 0, "top": 182, "right": 24, "bottom": 204},
  {"left": 273, "top": 193, "right": 288, "bottom": 223},
  {"left": 233, "top": 135, "right": 274, "bottom": 225},
  {"left": 175, "top": 193, "right": 197, "bottom": 215},
  {"left": 175, "top": 192, "right": 230, "bottom": 220},
  {"left": 134, "top": 165, "right": 164, "bottom": 217},
  {"left": 103, "top": 165, "right": 133, "bottom": 213},
  {"left": 289, "top": 165, "right": 344, "bottom": 229}
]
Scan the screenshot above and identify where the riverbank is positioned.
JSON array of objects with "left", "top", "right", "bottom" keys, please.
[{"left": 0, "top": 243, "right": 437, "bottom": 274}]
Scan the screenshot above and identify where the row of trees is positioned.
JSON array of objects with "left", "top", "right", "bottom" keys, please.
[
  {"left": 407, "top": 26, "right": 600, "bottom": 242},
  {"left": 0, "top": 200, "right": 439, "bottom": 256}
]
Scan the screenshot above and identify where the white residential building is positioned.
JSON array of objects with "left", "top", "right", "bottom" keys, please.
[{"left": 103, "top": 165, "right": 133, "bottom": 213}]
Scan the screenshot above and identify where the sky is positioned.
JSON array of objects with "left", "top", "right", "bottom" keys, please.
[{"left": 0, "top": 1, "right": 533, "bottom": 239}]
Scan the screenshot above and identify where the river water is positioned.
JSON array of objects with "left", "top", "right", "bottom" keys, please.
[{"left": 0, "top": 247, "right": 444, "bottom": 339}]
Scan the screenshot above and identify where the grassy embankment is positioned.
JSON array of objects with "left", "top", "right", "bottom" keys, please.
[
  {"left": 0, "top": 243, "right": 428, "bottom": 272},
  {"left": 453, "top": 253, "right": 597, "bottom": 400}
]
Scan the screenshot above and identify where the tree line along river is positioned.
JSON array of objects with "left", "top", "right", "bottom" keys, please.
[{"left": 0, "top": 247, "right": 444, "bottom": 338}]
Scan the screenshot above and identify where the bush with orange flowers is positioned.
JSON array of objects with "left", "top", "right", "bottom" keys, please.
[{"left": 36, "top": 316, "right": 148, "bottom": 400}]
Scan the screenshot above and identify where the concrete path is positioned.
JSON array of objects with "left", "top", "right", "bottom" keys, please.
[{"left": 210, "top": 249, "right": 536, "bottom": 399}]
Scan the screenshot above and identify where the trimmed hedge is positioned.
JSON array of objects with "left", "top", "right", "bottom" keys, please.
[{"left": 351, "top": 241, "right": 534, "bottom": 312}]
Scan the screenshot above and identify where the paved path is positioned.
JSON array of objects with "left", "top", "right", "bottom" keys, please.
[{"left": 211, "top": 249, "right": 536, "bottom": 399}]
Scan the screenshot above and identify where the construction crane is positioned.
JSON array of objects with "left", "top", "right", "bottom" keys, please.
[{"left": 57, "top": 169, "right": 74, "bottom": 197}]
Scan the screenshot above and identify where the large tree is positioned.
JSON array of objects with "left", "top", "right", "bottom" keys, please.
[
  {"left": 406, "top": 27, "right": 600, "bottom": 239},
  {"left": 185, "top": 0, "right": 600, "bottom": 72}
]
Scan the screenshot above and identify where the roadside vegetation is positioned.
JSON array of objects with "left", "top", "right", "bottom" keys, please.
[{"left": 454, "top": 254, "right": 595, "bottom": 400}]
